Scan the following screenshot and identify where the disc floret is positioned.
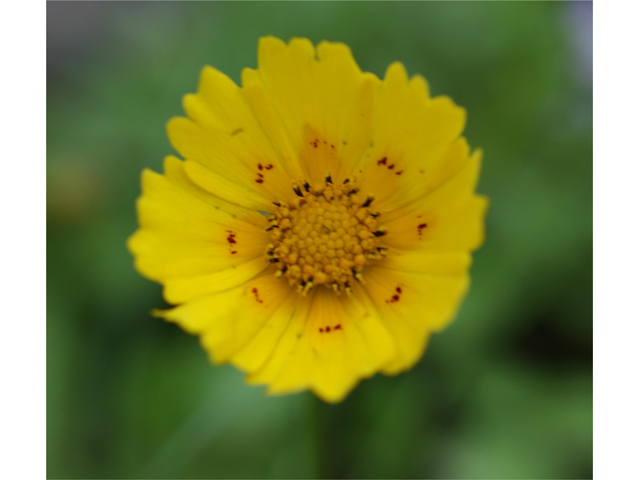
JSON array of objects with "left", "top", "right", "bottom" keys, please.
[{"left": 265, "top": 178, "right": 387, "bottom": 295}]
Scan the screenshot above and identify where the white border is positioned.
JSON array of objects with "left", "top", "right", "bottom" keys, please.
[
  {"left": 594, "top": 0, "right": 640, "bottom": 478},
  {"left": 3, "top": 0, "right": 46, "bottom": 479}
]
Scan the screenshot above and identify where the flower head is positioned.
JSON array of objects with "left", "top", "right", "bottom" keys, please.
[{"left": 128, "top": 37, "right": 488, "bottom": 403}]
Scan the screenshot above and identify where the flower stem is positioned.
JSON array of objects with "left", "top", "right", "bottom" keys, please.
[{"left": 310, "top": 394, "right": 330, "bottom": 479}]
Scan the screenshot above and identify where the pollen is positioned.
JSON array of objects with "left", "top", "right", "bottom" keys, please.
[{"left": 265, "top": 178, "right": 386, "bottom": 295}]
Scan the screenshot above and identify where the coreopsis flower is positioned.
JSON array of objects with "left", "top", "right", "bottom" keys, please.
[{"left": 128, "top": 37, "right": 487, "bottom": 403}]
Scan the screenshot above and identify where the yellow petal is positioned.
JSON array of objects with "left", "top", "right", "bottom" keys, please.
[
  {"left": 352, "top": 62, "right": 467, "bottom": 211},
  {"left": 241, "top": 37, "right": 375, "bottom": 184},
  {"left": 162, "top": 256, "right": 269, "bottom": 304},
  {"left": 229, "top": 292, "right": 307, "bottom": 374},
  {"left": 167, "top": 116, "right": 290, "bottom": 210},
  {"left": 245, "top": 286, "right": 395, "bottom": 403},
  {"left": 159, "top": 273, "right": 294, "bottom": 364},
  {"left": 168, "top": 65, "right": 306, "bottom": 209},
  {"left": 380, "top": 150, "right": 488, "bottom": 252},
  {"left": 127, "top": 156, "right": 270, "bottom": 301},
  {"left": 360, "top": 259, "right": 470, "bottom": 374}
]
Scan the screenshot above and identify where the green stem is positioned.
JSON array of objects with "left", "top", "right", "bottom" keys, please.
[{"left": 309, "top": 394, "right": 330, "bottom": 479}]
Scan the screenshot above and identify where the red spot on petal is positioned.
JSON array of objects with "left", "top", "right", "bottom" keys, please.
[
  {"left": 385, "top": 287, "right": 402, "bottom": 303},
  {"left": 265, "top": 164, "right": 274, "bottom": 170},
  {"left": 334, "top": 324, "right": 342, "bottom": 330},
  {"left": 258, "top": 163, "right": 263, "bottom": 170},
  {"left": 417, "top": 223, "right": 428, "bottom": 238},
  {"left": 388, "top": 164, "right": 395, "bottom": 170},
  {"left": 251, "top": 287, "right": 264, "bottom": 304},
  {"left": 395, "top": 170, "right": 403, "bottom": 175},
  {"left": 227, "top": 231, "right": 239, "bottom": 254},
  {"left": 377, "top": 157, "right": 387, "bottom": 166},
  {"left": 258, "top": 173, "right": 264, "bottom": 178},
  {"left": 256, "top": 178, "right": 264, "bottom": 184}
]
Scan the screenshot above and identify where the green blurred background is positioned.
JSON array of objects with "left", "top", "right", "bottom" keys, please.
[{"left": 47, "top": 1, "right": 592, "bottom": 479}]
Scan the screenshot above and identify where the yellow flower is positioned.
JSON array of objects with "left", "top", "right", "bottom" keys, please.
[{"left": 127, "top": 37, "right": 488, "bottom": 403}]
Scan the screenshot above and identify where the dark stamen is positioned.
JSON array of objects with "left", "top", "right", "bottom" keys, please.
[
  {"left": 373, "top": 230, "right": 387, "bottom": 237},
  {"left": 266, "top": 224, "right": 278, "bottom": 231},
  {"left": 293, "top": 185, "right": 303, "bottom": 197},
  {"left": 303, "top": 181, "right": 311, "bottom": 192},
  {"left": 268, "top": 258, "right": 280, "bottom": 264},
  {"left": 362, "top": 196, "right": 374, "bottom": 208},
  {"left": 273, "top": 201, "right": 281, "bottom": 207},
  {"left": 325, "top": 174, "right": 332, "bottom": 184}
]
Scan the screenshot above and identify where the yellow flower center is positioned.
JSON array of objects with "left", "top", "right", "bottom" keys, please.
[{"left": 265, "top": 177, "right": 387, "bottom": 295}]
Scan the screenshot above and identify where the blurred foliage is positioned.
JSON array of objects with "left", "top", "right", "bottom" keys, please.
[{"left": 47, "top": 2, "right": 592, "bottom": 479}]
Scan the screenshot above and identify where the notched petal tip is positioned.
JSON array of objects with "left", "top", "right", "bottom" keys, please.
[
  {"left": 360, "top": 71, "right": 382, "bottom": 90},
  {"left": 259, "top": 35, "right": 286, "bottom": 49},
  {"left": 199, "top": 64, "right": 240, "bottom": 91},
  {"left": 475, "top": 193, "right": 490, "bottom": 220},
  {"left": 262, "top": 377, "right": 351, "bottom": 404},
  {"left": 465, "top": 148, "right": 484, "bottom": 189},
  {"left": 240, "top": 67, "right": 260, "bottom": 87},
  {"left": 138, "top": 164, "right": 175, "bottom": 203},
  {"left": 430, "top": 95, "right": 468, "bottom": 137},
  {"left": 126, "top": 229, "right": 145, "bottom": 258},
  {"left": 471, "top": 147, "right": 484, "bottom": 162},
  {"left": 181, "top": 93, "right": 200, "bottom": 117},
  {"left": 258, "top": 36, "right": 287, "bottom": 66},
  {"left": 317, "top": 40, "right": 361, "bottom": 68},
  {"left": 317, "top": 40, "right": 352, "bottom": 58},
  {"left": 165, "top": 116, "right": 193, "bottom": 151},
  {"left": 384, "top": 61, "right": 409, "bottom": 84},
  {"left": 311, "top": 387, "right": 351, "bottom": 404},
  {"left": 409, "top": 74, "right": 431, "bottom": 100},
  {"left": 287, "top": 36, "right": 315, "bottom": 55},
  {"left": 139, "top": 165, "right": 160, "bottom": 185}
]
